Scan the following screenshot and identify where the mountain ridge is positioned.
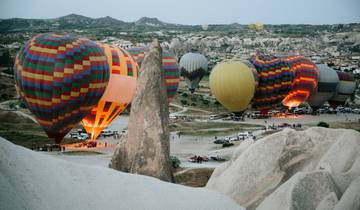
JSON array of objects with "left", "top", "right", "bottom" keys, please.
[{"left": 0, "top": 14, "right": 181, "bottom": 32}]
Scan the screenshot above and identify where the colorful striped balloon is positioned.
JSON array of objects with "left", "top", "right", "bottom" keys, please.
[
  {"left": 81, "top": 44, "right": 138, "bottom": 140},
  {"left": 162, "top": 51, "right": 180, "bottom": 101},
  {"left": 14, "top": 33, "right": 110, "bottom": 143},
  {"left": 250, "top": 53, "right": 294, "bottom": 111},
  {"left": 127, "top": 47, "right": 180, "bottom": 102},
  {"left": 127, "top": 47, "right": 146, "bottom": 66},
  {"left": 282, "top": 55, "right": 319, "bottom": 108}
]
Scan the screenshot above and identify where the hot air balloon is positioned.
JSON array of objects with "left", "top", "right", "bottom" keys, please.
[
  {"left": 14, "top": 33, "right": 109, "bottom": 143},
  {"left": 248, "top": 23, "right": 264, "bottom": 32},
  {"left": 328, "top": 71, "right": 356, "bottom": 108},
  {"left": 202, "top": 24, "right": 209, "bottom": 31},
  {"left": 127, "top": 47, "right": 180, "bottom": 102},
  {"left": 307, "top": 64, "right": 339, "bottom": 109},
  {"left": 210, "top": 60, "right": 258, "bottom": 115},
  {"left": 81, "top": 44, "right": 138, "bottom": 140},
  {"left": 179, "top": 52, "right": 208, "bottom": 93},
  {"left": 243, "top": 60, "right": 260, "bottom": 87},
  {"left": 282, "top": 55, "right": 319, "bottom": 108},
  {"left": 250, "top": 53, "right": 294, "bottom": 111},
  {"left": 127, "top": 47, "right": 146, "bottom": 66}
]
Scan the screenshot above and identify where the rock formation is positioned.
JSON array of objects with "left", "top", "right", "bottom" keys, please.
[
  {"left": 333, "top": 176, "right": 360, "bottom": 210},
  {"left": 206, "top": 127, "right": 360, "bottom": 210},
  {"left": 111, "top": 39, "right": 174, "bottom": 182},
  {"left": 256, "top": 171, "right": 341, "bottom": 210},
  {"left": 0, "top": 138, "right": 245, "bottom": 210},
  {"left": 316, "top": 192, "right": 338, "bottom": 210}
]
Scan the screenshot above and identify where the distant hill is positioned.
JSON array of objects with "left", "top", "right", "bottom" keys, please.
[
  {"left": 0, "top": 14, "right": 359, "bottom": 33},
  {"left": 135, "top": 17, "right": 175, "bottom": 27},
  {"left": 0, "top": 14, "right": 180, "bottom": 32}
]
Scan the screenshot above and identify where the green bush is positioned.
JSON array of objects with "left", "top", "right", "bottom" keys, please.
[
  {"left": 170, "top": 156, "right": 181, "bottom": 169},
  {"left": 180, "top": 100, "right": 188, "bottom": 106},
  {"left": 202, "top": 99, "right": 209, "bottom": 105},
  {"left": 181, "top": 92, "right": 188, "bottom": 97},
  {"left": 317, "top": 121, "right": 329, "bottom": 128}
]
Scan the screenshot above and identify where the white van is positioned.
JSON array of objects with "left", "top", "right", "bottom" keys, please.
[{"left": 237, "top": 132, "right": 252, "bottom": 139}]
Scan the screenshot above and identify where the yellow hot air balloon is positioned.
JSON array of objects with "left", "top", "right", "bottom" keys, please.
[
  {"left": 81, "top": 43, "right": 138, "bottom": 140},
  {"left": 209, "top": 60, "right": 258, "bottom": 115},
  {"left": 248, "top": 23, "right": 264, "bottom": 32}
]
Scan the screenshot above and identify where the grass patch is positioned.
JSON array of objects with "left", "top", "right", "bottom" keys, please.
[
  {"left": 62, "top": 151, "right": 103, "bottom": 156},
  {"left": 0, "top": 111, "right": 81, "bottom": 148},
  {"left": 328, "top": 122, "right": 360, "bottom": 132}
]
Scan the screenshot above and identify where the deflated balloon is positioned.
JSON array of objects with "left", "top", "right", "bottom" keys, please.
[
  {"left": 210, "top": 60, "right": 258, "bottom": 114},
  {"left": 81, "top": 44, "right": 138, "bottom": 140},
  {"left": 14, "top": 33, "right": 110, "bottom": 143}
]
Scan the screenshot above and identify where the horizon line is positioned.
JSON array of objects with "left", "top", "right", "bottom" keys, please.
[{"left": 1, "top": 13, "right": 360, "bottom": 26}]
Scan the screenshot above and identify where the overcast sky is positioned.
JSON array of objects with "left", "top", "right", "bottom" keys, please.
[{"left": 1, "top": 0, "right": 359, "bottom": 25}]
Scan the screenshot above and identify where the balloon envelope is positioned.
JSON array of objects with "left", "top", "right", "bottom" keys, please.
[
  {"left": 282, "top": 55, "right": 319, "bottom": 108},
  {"left": 179, "top": 52, "right": 208, "bottom": 93},
  {"left": 250, "top": 53, "right": 294, "bottom": 111},
  {"left": 127, "top": 47, "right": 146, "bottom": 66},
  {"left": 14, "top": 33, "right": 110, "bottom": 143},
  {"left": 81, "top": 44, "right": 138, "bottom": 140},
  {"left": 210, "top": 60, "right": 258, "bottom": 113},
  {"left": 127, "top": 47, "right": 180, "bottom": 102},
  {"left": 328, "top": 71, "right": 356, "bottom": 108},
  {"left": 307, "top": 64, "right": 339, "bottom": 108}
]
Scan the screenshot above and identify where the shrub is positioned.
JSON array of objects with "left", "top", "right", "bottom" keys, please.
[
  {"left": 180, "top": 100, "right": 188, "bottom": 106},
  {"left": 317, "top": 121, "right": 329, "bottom": 128},
  {"left": 170, "top": 156, "right": 181, "bottom": 169},
  {"left": 202, "top": 99, "right": 209, "bottom": 105}
]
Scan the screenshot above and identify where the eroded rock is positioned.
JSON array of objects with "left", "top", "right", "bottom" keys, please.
[
  {"left": 256, "top": 171, "right": 340, "bottom": 210},
  {"left": 111, "top": 39, "right": 174, "bottom": 182},
  {"left": 206, "top": 127, "right": 360, "bottom": 209}
]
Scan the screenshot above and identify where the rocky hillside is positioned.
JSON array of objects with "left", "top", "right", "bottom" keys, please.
[{"left": 206, "top": 127, "right": 360, "bottom": 210}]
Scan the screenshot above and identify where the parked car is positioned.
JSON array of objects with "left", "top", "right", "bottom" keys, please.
[
  {"left": 317, "top": 108, "right": 327, "bottom": 114},
  {"left": 278, "top": 123, "right": 292, "bottom": 128},
  {"left": 214, "top": 139, "right": 229, "bottom": 144},
  {"left": 353, "top": 109, "right": 360, "bottom": 114},
  {"left": 77, "top": 133, "right": 89, "bottom": 140},
  {"left": 222, "top": 142, "right": 234, "bottom": 148},
  {"left": 69, "top": 132, "right": 89, "bottom": 140},
  {"left": 237, "top": 131, "right": 252, "bottom": 139},
  {"left": 101, "top": 128, "right": 114, "bottom": 137},
  {"left": 293, "top": 107, "right": 310, "bottom": 114}
]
